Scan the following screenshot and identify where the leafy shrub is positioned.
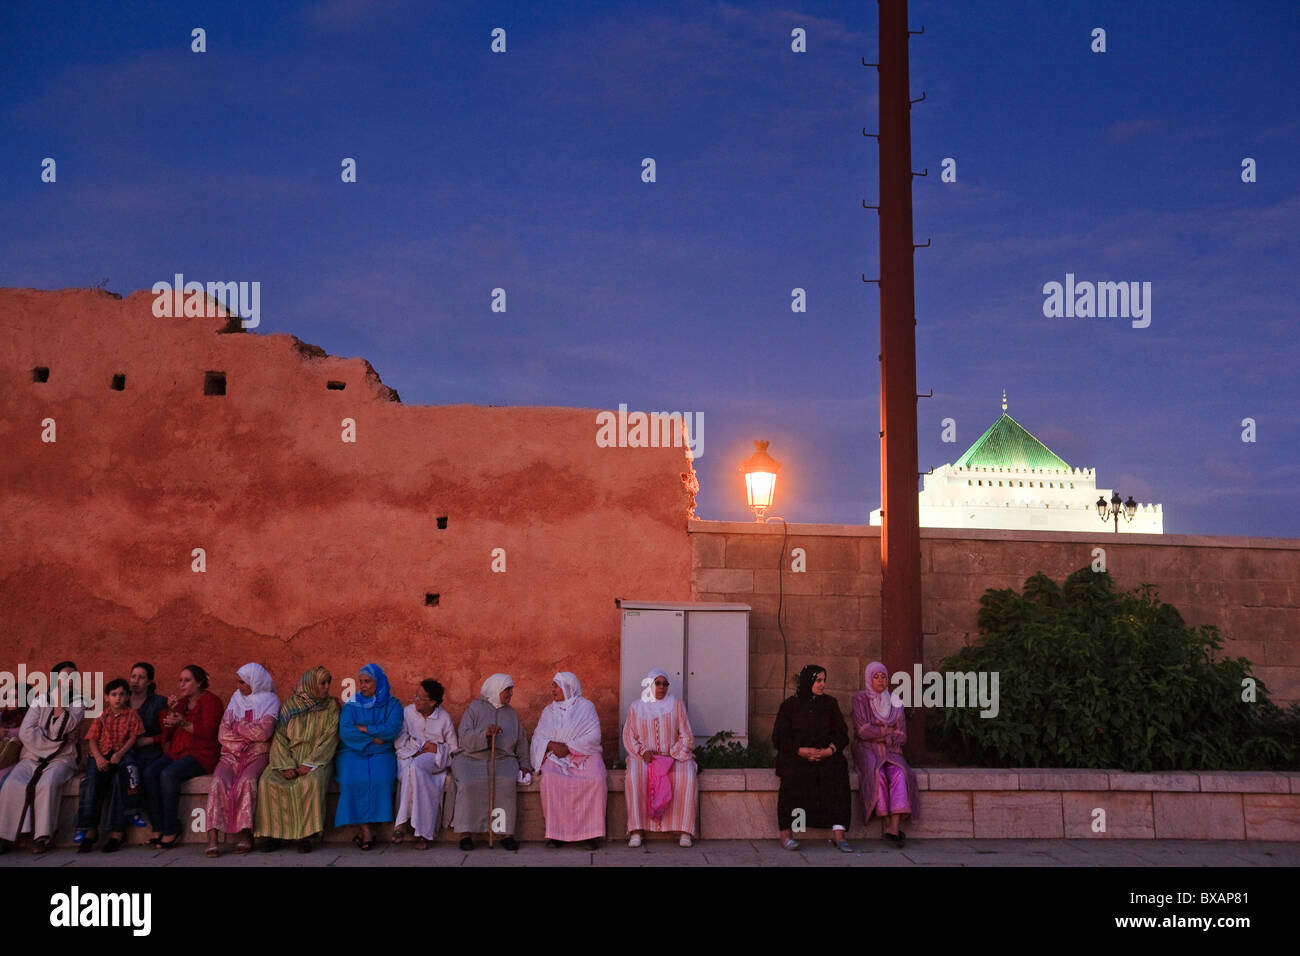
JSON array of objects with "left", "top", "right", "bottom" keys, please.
[
  {"left": 694, "top": 731, "right": 775, "bottom": 769},
  {"left": 929, "top": 568, "right": 1300, "bottom": 771}
]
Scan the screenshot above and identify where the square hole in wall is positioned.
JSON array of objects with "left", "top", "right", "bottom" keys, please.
[
  {"left": 32, "top": 366, "right": 50, "bottom": 383},
  {"left": 204, "top": 371, "right": 226, "bottom": 396},
  {"left": 424, "top": 593, "right": 440, "bottom": 607},
  {"left": 111, "top": 374, "right": 125, "bottom": 391},
  {"left": 436, "top": 516, "right": 448, "bottom": 530},
  {"left": 326, "top": 380, "right": 346, "bottom": 390}
]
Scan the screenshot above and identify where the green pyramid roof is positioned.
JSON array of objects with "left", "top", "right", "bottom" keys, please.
[{"left": 953, "top": 413, "right": 1071, "bottom": 471}]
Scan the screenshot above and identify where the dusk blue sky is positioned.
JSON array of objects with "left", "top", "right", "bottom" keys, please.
[{"left": 4, "top": 1, "right": 1297, "bottom": 535}]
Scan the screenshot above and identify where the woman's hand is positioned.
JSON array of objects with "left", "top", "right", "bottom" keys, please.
[
  {"left": 356, "top": 724, "right": 368, "bottom": 734},
  {"left": 296, "top": 765, "right": 312, "bottom": 776},
  {"left": 95, "top": 756, "right": 110, "bottom": 771},
  {"left": 420, "top": 742, "right": 440, "bottom": 755},
  {"left": 371, "top": 737, "right": 384, "bottom": 746},
  {"left": 547, "top": 742, "right": 570, "bottom": 758},
  {"left": 281, "top": 769, "right": 297, "bottom": 780}
]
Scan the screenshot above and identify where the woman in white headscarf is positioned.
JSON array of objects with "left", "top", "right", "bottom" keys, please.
[
  {"left": 451, "top": 673, "right": 531, "bottom": 851},
  {"left": 622, "top": 668, "right": 698, "bottom": 847},
  {"left": 532, "top": 672, "right": 606, "bottom": 848},
  {"left": 204, "top": 663, "right": 278, "bottom": 857}
]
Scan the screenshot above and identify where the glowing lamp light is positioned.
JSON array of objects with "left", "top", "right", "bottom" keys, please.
[{"left": 741, "top": 440, "right": 782, "bottom": 522}]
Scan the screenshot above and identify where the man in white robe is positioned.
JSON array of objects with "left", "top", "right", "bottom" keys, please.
[
  {"left": 394, "top": 679, "right": 457, "bottom": 846},
  {"left": 0, "top": 664, "right": 85, "bottom": 853}
]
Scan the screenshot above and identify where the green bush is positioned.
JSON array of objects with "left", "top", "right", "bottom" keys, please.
[
  {"left": 929, "top": 568, "right": 1300, "bottom": 771},
  {"left": 694, "top": 731, "right": 775, "bottom": 769}
]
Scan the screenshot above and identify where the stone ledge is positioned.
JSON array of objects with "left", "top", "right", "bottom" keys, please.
[{"left": 25, "top": 768, "right": 1298, "bottom": 847}]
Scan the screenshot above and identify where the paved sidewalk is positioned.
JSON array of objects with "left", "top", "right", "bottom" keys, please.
[{"left": 4, "top": 839, "right": 1297, "bottom": 867}]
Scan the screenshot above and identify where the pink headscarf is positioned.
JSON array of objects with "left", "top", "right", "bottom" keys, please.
[{"left": 864, "top": 661, "right": 901, "bottom": 722}]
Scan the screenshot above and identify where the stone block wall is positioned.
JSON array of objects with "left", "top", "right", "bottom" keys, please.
[{"left": 690, "top": 520, "right": 1300, "bottom": 743}]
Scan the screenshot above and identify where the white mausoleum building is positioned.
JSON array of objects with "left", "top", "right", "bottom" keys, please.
[{"left": 870, "top": 395, "right": 1164, "bottom": 534}]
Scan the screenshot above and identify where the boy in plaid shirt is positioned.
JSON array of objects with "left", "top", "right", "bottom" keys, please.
[{"left": 76, "top": 678, "right": 144, "bottom": 852}]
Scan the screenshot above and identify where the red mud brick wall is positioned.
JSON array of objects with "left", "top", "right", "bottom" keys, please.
[
  {"left": 0, "top": 288, "right": 694, "bottom": 751},
  {"left": 690, "top": 521, "right": 1300, "bottom": 739}
]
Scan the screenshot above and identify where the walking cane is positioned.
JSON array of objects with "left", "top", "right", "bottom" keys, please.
[{"left": 487, "top": 728, "right": 497, "bottom": 848}]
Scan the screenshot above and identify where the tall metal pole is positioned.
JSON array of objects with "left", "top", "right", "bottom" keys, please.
[{"left": 877, "top": 0, "right": 924, "bottom": 751}]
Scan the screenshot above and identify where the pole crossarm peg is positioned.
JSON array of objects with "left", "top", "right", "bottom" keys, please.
[
  {"left": 916, "top": 389, "right": 933, "bottom": 399},
  {"left": 909, "top": 91, "right": 926, "bottom": 107},
  {"left": 862, "top": 275, "right": 882, "bottom": 284},
  {"left": 908, "top": 25, "right": 925, "bottom": 35},
  {"left": 863, "top": 200, "right": 880, "bottom": 211},
  {"left": 911, "top": 168, "right": 928, "bottom": 177},
  {"left": 861, "top": 59, "right": 879, "bottom": 68},
  {"left": 918, "top": 467, "right": 933, "bottom": 477},
  {"left": 862, "top": 129, "right": 880, "bottom": 138},
  {"left": 913, "top": 238, "right": 931, "bottom": 249}
]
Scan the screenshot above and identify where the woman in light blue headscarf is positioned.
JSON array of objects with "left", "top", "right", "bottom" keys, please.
[{"left": 335, "top": 663, "right": 403, "bottom": 849}]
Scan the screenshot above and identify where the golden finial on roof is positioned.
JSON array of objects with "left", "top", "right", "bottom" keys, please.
[{"left": 1001, "top": 389, "right": 1007, "bottom": 412}]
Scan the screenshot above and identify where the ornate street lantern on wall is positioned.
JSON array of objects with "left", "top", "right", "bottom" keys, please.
[
  {"left": 741, "top": 440, "right": 782, "bottom": 522},
  {"left": 1097, "top": 491, "right": 1138, "bottom": 532}
]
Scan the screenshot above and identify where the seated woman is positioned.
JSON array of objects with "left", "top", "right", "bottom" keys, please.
[
  {"left": 75, "top": 678, "right": 143, "bottom": 853},
  {"left": 0, "top": 661, "right": 85, "bottom": 854},
  {"left": 451, "top": 673, "right": 531, "bottom": 851},
  {"left": 532, "top": 672, "right": 606, "bottom": 849},
  {"left": 393, "top": 678, "right": 458, "bottom": 849},
  {"left": 124, "top": 662, "right": 168, "bottom": 826},
  {"left": 622, "top": 668, "right": 698, "bottom": 848},
  {"left": 204, "top": 663, "right": 278, "bottom": 857},
  {"left": 851, "top": 661, "right": 919, "bottom": 846},
  {"left": 335, "top": 663, "right": 402, "bottom": 850},
  {"left": 254, "top": 666, "right": 340, "bottom": 854},
  {"left": 772, "top": 664, "right": 852, "bottom": 852},
  {"left": 142, "top": 665, "right": 222, "bottom": 848}
]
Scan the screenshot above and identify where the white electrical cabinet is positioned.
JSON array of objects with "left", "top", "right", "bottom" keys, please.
[{"left": 619, "top": 601, "right": 751, "bottom": 753}]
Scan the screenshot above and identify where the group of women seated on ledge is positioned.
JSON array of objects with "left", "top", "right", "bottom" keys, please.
[{"left": 0, "top": 659, "right": 916, "bottom": 855}]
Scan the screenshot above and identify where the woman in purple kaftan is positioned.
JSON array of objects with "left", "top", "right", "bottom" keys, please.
[{"left": 850, "top": 661, "right": 919, "bottom": 846}]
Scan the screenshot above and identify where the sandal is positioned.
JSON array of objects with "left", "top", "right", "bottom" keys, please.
[
  {"left": 414, "top": 836, "right": 429, "bottom": 850},
  {"left": 390, "top": 827, "right": 405, "bottom": 845},
  {"left": 352, "top": 834, "right": 374, "bottom": 851},
  {"left": 147, "top": 836, "right": 162, "bottom": 847},
  {"left": 158, "top": 836, "right": 178, "bottom": 849},
  {"left": 235, "top": 841, "right": 253, "bottom": 854},
  {"left": 32, "top": 836, "right": 52, "bottom": 855},
  {"left": 101, "top": 837, "right": 122, "bottom": 853},
  {"left": 205, "top": 845, "right": 220, "bottom": 858}
]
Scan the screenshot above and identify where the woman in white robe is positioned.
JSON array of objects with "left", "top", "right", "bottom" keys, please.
[
  {"left": 0, "top": 662, "right": 85, "bottom": 854},
  {"left": 393, "top": 679, "right": 458, "bottom": 848},
  {"left": 531, "top": 672, "right": 607, "bottom": 847}
]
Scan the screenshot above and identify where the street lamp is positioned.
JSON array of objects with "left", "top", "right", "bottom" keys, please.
[
  {"left": 741, "top": 440, "right": 782, "bottom": 522},
  {"left": 1096, "top": 491, "right": 1138, "bottom": 533}
]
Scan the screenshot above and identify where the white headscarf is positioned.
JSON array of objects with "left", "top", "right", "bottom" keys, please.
[
  {"left": 226, "top": 662, "right": 279, "bottom": 721},
  {"left": 635, "top": 668, "right": 676, "bottom": 718},
  {"left": 480, "top": 673, "right": 514, "bottom": 710},
  {"left": 531, "top": 672, "right": 602, "bottom": 772}
]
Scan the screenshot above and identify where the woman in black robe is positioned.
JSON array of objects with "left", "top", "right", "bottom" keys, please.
[{"left": 772, "top": 664, "right": 852, "bottom": 852}]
